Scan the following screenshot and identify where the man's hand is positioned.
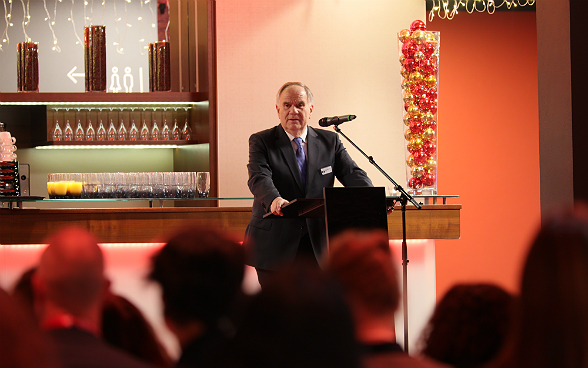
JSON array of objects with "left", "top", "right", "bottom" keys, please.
[{"left": 270, "top": 197, "right": 289, "bottom": 216}]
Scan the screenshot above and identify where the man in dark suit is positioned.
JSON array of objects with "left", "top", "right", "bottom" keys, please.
[
  {"left": 244, "top": 81, "right": 373, "bottom": 287},
  {"left": 32, "top": 227, "right": 154, "bottom": 368}
]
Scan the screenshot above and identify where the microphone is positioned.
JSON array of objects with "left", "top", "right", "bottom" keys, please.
[{"left": 318, "top": 115, "right": 357, "bottom": 127}]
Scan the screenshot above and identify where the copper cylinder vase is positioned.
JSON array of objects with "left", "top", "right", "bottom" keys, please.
[
  {"left": 148, "top": 41, "right": 171, "bottom": 92},
  {"left": 17, "top": 42, "right": 39, "bottom": 92},
  {"left": 84, "top": 25, "right": 107, "bottom": 92}
]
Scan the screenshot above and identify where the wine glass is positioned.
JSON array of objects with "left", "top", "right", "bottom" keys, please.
[
  {"left": 151, "top": 108, "right": 160, "bottom": 140},
  {"left": 75, "top": 108, "right": 85, "bottom": 141}
]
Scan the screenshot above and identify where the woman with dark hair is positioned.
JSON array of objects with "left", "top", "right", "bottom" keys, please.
[
  {"left": 491, "top": 203, "right": 588, "bottom": 368},
  {"left": 419, "top": 283, "right": 514, "bottom": 368}
]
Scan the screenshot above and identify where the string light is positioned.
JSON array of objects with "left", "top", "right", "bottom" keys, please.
[
  {"left": 138, "top": 0, "right": 146, "bottom": 54},
  {"left": 20, "top": 0, "right": 30, "bottom": 41},
  {"left": 113, "top": 0, "right": 122, "bottom": 52},
  {"left": 42, "top": 0, "right": 61, "bottom": 51},
  {"left": 1, "top": 0, "right": 14, "bottom": 52},
  {"left": 101, "top": 0, "right": 105, "bottom": 25},
  {"left": 164, "top": 0, "right": 169, "bottom": 41},
  {"left": 3, "top": 0, "right": 158, "bottom": 52},
  {"left": 111, "top": 0, "right": 131, "bottom": 53},
  {"left": 147, "top": 0, "right": 156, "bottom": 41},
  {"left": 83, "top": 0, "right": 88, "bottom": 25},
  {"left": 429, "top": 0, "right": 535, "bottom": 21},
  {"left": 69, "top": 0, "right": 83, "bottom": 45}
]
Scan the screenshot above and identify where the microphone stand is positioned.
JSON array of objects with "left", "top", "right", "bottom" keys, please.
[{"left": 333, "top": 123, "right": 421, "bottom": 353}]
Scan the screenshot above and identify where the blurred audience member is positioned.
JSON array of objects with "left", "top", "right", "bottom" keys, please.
[
  {"left": 102, "top": 291, "right": 173, "bottom": 367},
  {"left": 418, "top": 283, "right": 514, "bottom": 368},
  {"left": 12, "top": 265, "right": 169, "bottom": 366},
  {"left": 148, "top": 226, "right": 246, "bottom": 368},
  {"left": 0, "top": 287, "right": 60, "bottom": 368},
  {"left": 33, "top": 226, "right": 154, "bottom": 368},
  {"left": 326, "top": 229, "right": 448, "bottom": 368},
  {"left": 11, "top": 265, "right": 38, "bottom": 322},
  {"left": 490, "top": 204, "right": 588, "bottom": 368},
  {"left": 227, "top": 260, "right": 362, "bottom": 368}
]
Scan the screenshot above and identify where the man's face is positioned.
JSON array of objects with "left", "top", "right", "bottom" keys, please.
[{"left": 276, "top": 85, "right": 314, "bottom": 137}]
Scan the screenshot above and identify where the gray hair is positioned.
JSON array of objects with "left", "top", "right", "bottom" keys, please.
[{"left": 276, "top": 82, "right": 314, "bottom": 106}]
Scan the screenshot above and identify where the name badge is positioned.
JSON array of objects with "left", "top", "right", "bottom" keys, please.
[{"left": 321, "top": 166, "right": 333, "bottom": 175}]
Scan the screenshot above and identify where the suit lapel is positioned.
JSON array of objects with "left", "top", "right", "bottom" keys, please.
[
  {"left": 275, "top": 125, "right": 305, "bottom": 191},
  {"left": 306, "top": 127, "right": 320, "bottom": 193}
]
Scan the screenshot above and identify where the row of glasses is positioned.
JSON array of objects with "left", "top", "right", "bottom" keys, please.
[
  {"left": 51, "top": 107, "right": 192, "bottom": 142},
  {"left": 47, "top": 172, "right": 210, "bottom": 199}
]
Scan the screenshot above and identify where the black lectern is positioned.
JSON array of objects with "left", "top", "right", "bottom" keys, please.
[
  {"left": 323, "top": 186, "right": 388, "bottom": 243},
  {"left": 263, "top": 186, "right": 389, "bottom": 244}
]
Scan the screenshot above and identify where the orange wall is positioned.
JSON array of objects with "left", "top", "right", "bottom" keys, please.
[{"left": 430, "top": 12, "right": 540, "bottom": 298}]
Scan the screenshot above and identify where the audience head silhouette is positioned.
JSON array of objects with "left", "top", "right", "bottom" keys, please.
[
  {"left": 0, "top": 288, "right": 60, "bottom": 368},
  {"left": 102, "top": 291, "right": 172, "bottom": 367},
  {"left": 326, "top": 229, "right": 449, "bottom": 368},
  {"left": 228, "top": 261, "right": 361, "bottom": 368},
  {"left": 419, "top": 283, "right": 514, "bottom": 368},
  {"left": 34, "top": 226, "right": 107, "bottom": 322},
  {"left": 32, "top": 227, "right": 154, "bottom": 368},
  {"left": 149, "top": 226, "right": 245, "bottom": 349},
  {"left": 326, "top": 229, "right": 399, "bottom": 341},
  {"left": 511, "top": 204, "right": 588, "bottom": 368}
]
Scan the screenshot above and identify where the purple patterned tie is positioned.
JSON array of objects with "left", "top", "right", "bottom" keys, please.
[{"left": 293, "top": 137, "right": 306, "bottom": 186}]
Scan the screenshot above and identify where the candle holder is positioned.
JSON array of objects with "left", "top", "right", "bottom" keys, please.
[
  {"left": 17, "top": 42, "right": 39, "bottom": 92},
  {"left": 84, "top": 25, "right": 107, "bottom": 92},
  {"left": 148, "top": 41, "right": 171, "bottom": 92}
]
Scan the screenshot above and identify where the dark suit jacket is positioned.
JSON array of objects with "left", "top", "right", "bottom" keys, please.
[
  {"left": 244, "top": 124, "right": 372, "bottom": 270},
  {"left": 47, "top": 327, "right": 155, "bottom": 368}
]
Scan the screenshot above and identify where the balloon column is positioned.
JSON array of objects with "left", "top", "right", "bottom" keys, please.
[{"left": 398, "top": 20, "right": 439, "bottom": 194}]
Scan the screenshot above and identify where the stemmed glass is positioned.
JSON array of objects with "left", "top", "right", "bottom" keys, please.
[
  {"left": 117, "top": 109, "right": 128, "bottom": 141},
  {"left": 75, "top": 108, "right": 85, "bottom": 141},
  {"left": 172, "top": 107, "right": 181, "bottom": 140},
  {"left": 182, "top": 107, "right": 191, "bottom": 140},
  {"left": 161, "top": 108, "right": 171, "bottom": 140},
  {"left": 96, "top": 108, "right": 106, "bottom": 141},
  {"left": 85, "top": 108, "right": 96, "bottom": 141},
  {"left": 52, "top": 108, "right": 63, "bottom": 141},
  {"left": 151, "top": 108, "right": 160, "bottom": 140},
  {"left": 107, "top": 108, "right": 117, "bottom": 141},
  {"left": 128, "top": 108, "right": 139, "bottom": 141},
  {"left": 140, "top": 108, "right": 150, "bottom": 141},
  {"left": 63, "top": 108, "right": 73, "bottom": 141}
]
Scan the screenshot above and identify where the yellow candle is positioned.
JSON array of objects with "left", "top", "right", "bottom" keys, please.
[
  {"left": 68, "top": 181, "right": 83, "bottom": 197},
  {"left": 47, "top": 181, "right": 55, "bottom": 196},
  {"left": 54, "top": 181, "right": 68, "bottom": 196}
]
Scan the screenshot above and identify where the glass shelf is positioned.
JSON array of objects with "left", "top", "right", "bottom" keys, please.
[
  {"left": 387, "top": 194, "right": 459, "bottom": 205},
  {"left": 0, "top": 196, "right": 254, "bottom": 209},
  {"left": 41, "top": 197, "right": 254, "bottom": 202}
]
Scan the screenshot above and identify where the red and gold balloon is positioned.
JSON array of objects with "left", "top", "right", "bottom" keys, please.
[{"left": 398, "top": 21, "right": 439, "bottom": 192}]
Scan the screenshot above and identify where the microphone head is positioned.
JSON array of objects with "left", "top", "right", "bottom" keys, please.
[{"left": 318, "top": 115, "right": 357, "bottom": 127}]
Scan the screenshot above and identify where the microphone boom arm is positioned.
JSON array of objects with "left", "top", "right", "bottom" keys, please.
[{"left": 333, "top": 124, "right": 421, "bottom": 209}]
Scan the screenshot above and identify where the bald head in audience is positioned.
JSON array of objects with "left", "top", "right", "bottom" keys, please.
[{"left": 34, "top": 227, "right": 108, "bottom": 325}]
